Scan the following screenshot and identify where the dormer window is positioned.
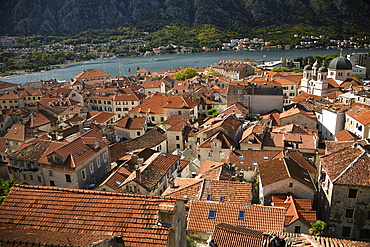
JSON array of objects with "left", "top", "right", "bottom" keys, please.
[
  {"left": 238, "top": 210, "right": 245, "bottom": 220},
  {"left": 94, "top": 139, "right": 99, "bottom": 149},
  {"left": 208, "top": 210, "right": 216, "bottom": 220}
]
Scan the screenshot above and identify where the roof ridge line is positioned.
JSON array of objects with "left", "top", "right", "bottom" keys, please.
[
  {"left": 14, "top": 184, "right": 186, "bottom": 201},
  {"left": 333, "top": 150, "right": 366, "bottom": 183},
  {"left": 197, "top": 179, "right": 206, "bottom": 199}
]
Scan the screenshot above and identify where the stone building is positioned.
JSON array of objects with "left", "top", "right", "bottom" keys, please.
[
  {"left": 211, "top": 60, "right": 254, "bottom": 80},
  {"left": 227, "top": 78, "right": 283, "bottom": 118},
  {"left": 7, "top": 129, "right": 110, "bottom": 189},
  {"left": 318, "top": 141, "right": 370, "bottom": 241}
]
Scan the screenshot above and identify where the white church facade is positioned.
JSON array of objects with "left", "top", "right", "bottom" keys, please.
[{"left": 300, "top": 56, "right": 355, "bottom": 96}]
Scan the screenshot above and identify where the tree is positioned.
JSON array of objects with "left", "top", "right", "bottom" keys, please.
[
  {"left": 205, "top": 69, "right": 219, "bottom": 77},
  {"left": 271, "top": 67, "right": 288, "bottom": 72},
  {"left": 0, "top": 179, "right": 17, "bottom": 204},
  {"left": 207, "top": 108, "right": 220, "bottom": 118},
  {"left": 309, "top": 220, "right": 327, "bottom": 236},
  {"left": 186, "top": 235, "right": 196, "bottom": 247},
  {"left": 174, "top": 68, "right": 198, "bottom": 80}
]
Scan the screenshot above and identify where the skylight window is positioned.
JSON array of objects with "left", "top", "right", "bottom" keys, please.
[
  {"left": 206, "top": 194, "right": 212, "bottom": 201},
  {"left": 252, "top": 162, "right": 258, "bottom": 167},
  {"left": 75, "top": 152, "right": 81, "bottom": 156},
  {"left": 263, "top": 156, "right": 268, "bottom": 160},
  {"left": 208, "top": 210, "right": 216, "bottom": 220},
  {"left": 219, "top": 197, "right": 225, "bottom": 202},
  {"left": 238, "top": 210, "right": 245, "bottom": 220}
]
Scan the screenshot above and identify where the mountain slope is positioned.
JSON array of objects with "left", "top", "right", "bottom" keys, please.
[{"left": 0, "top": 0, "right": 369, "bottom": 35}]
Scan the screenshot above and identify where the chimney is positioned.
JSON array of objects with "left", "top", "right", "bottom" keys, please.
[
  {"left": 135, "top": 166, "right": 141, "bottom": 183},
  {"left": 49, "top": 132, "right": 57, "bottom": 140},
  {"left": 137, "top": 157, "right": 144, "bottom": 167},
  {"left": 284, "top": 150, "right": 291, "bottom": 159},
  {"left": 169, "top": 178, "right": 175, "bottom": 188}
]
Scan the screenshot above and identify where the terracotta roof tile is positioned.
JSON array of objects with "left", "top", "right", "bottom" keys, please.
[
  {"left": 143, "top": 80, "right": 163, "bottom": 89},
  {"left": 115, "top": 116, "right": 147, "bottom": 130},
  {"left": 187, "top": 200, "right": 285, "bottom": 233},
  {"left": 346, "top": 105, "right": 370, "bottom": 125},
  {"left": 197, "top": 160, "right": 224, "bottom": 175},
  {"left": 24, "top": 111, "right": 57, "bottom": 128},
  {"left": 0, "top": 185, "right": 180, "bottom": 246},
  {"left": 335, "top": 129, "right": 359, "bottom": 141},
  {"left": 321, "top": 144, "right": 370, "bottom": 186},
  {"left": 74, "top": 69, "right": 110, "bottom": 79},
  {"left": 122, "top": 127, "right": 166, "bottom": 152},
  {"left": 259, "top": 156, "right": 315, "bottom": 190},
  {"left": 113, "top": 88, "right": 145, "bottom": 101},
  {"left": 200, "top": 180, "right": 252, "bottom": 205},
  {"left": 200, "top": 131, "right": 235, "bottom": 149},
  {"left": 274, "top": 231, "right": 370, "bottom": 247},
  {"left": 88, "top": 111, "right": 116, "bottom": 124},
  {"left": 279, "top": 107, "right": 316, "bottom": 119},
  {"left": 0, "top": 228, "right": 119, "bottom": 246},
  {"left": 130, "top": 95, "right": 197, "bottom": 114},
  {"left": 291, "top": 93, "right": 320, "bottom": 103},
  {"left": 162, "top": 178, "right": 203, "bottom": 199},
  {"left": 271, "top": 194, "right": 315, "bottom": 227},
  {"left": 211, "top": 223, "right": 267, "bottom": 247},
  {"left": 226, "top": 150, "right": 281, "bottom": 171}
]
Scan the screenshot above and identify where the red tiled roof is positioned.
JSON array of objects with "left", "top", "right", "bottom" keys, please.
[
  {"left": 130, "top": 95, "right": 197, "bottom": 114},
  {"left": 291, "top": 93, "right": 320, "bottom": 103},
  {"left": 115, "top": 116, "right": 147, "bottom": 130},
  {"left": 197, "top": 160, "right": 224, "bottom": 175},
  {"left": 199, "top": 180, "right": 252, "bottom": 205},
  {"left": 0, "top": 185, "right": 180, "bottom": 246},
  {"left": 346, "top": 105, "right": 370, "bottom": 125},
  {"left": 143, "top": 80, "right": 163, "bottom": 89},
  {"left": 150, "top": 153, "right": 180, "bottom": 173},
  {"left": 280, "top": 107, "right": 316, "bottom": 119},
  {"left": 200, "top": 131, "right": 235, "bottom": 149},
  {"left": 0, "top": 228, "right": 119, "bottom": 246},
  {"left": 162, "top": 178, "right": 203, "bottom": 199},
  {"left": 211, "top": 223, "right": 267, "bottom": 247},
  {"left": 271, "top": 194, "right": 315, "bottom": 227},
  {"left": 113, "top": 88, "right": 145, "bottom": 101},
  {"left": 335, "top": 129, "right": 358, "bottom": 141},
  {"left": 258, "top": 156, "right": 315, "bottom": 190},
  {"left": 274, "top": 231, "right": 370, "bottom": 247},
  {"left": 25, "top": 111, "right": 57, "bottom": 128},
  {"left": 162, "top": 116, "right": 192, "bottom": 126},
  {"left": 226, "top": 150, "right": 281, "bottom": 171},
  {"left": 74, "top": 69, "right": 110, "bottom": 79},
  {"left": 187, "top": 200, "right": 285, "bottom": 233},
  {"left": 321, "top": 144, "right": 370, "bottom": 186},
  {"left": 88, "top": 111, "right": 116, "bottom": 124},
  {"left": 0, "top": 81, "right": 17, "bottom": 90},
  {"left": 220, "top": 102, "right": 249, "bottom": 118}
]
